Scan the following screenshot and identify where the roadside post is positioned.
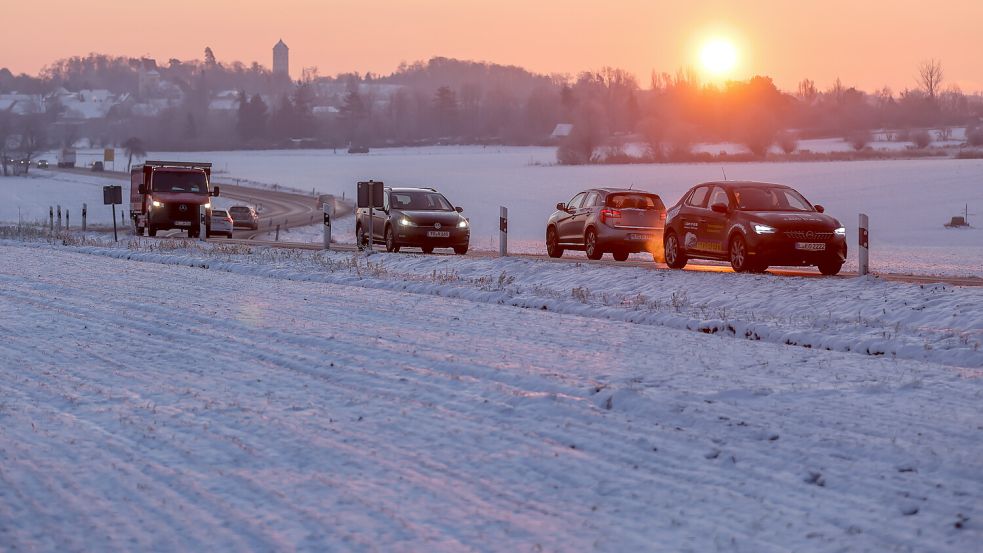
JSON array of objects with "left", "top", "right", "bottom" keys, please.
[
  {"left": 66, "top": 210, "right": 69, "bottom": 231},
  {"left": 103, "top": 185, "right": 122, "bottom": 242},
  {"left": 49, "top": 206, "right": 53, "bottom": 233},
  {"left": 199, "top": 205, "right": 207, "bottom": 242},
  {"left": 858, "top": 213, "right": 869, "bottom": 276},
  {"left": 499, "top": 206, "right": 508, "bottom": 257},
  {"left": 323, "top": 203, "right": 332, "bottom": 250},
  {"left": 57, "top": 205, "right": 62, "bottom": 232},
  {"left": 82, "top": 203, "right": 87, "bottom": 233},
  {"left": 275, "top": 224, "right": 280, "bottom": 241},
  {"left": 357, "top": 180, "right": 384, "bottom": 253}
]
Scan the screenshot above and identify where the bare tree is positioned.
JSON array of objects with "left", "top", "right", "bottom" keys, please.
[
  {"left": 917, "top": 59, "right": 944, "bottom": 99},
  {"left": 0, "top": 111, "right": 11, "bottom": 176},
  {"left": 17, "top": 115, "right": 47, "bottom": 174},
  {"left": 123, "top": 137, "right": 147, "bottom": 171}
]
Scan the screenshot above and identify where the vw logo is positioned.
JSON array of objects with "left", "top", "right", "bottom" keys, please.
[
  {"left": 178, "top": 204, "right": 187, "bottom": 212},
  {"left": 805, "top": 231, "right": 814, "bottom": 239},
  {"left": 434, "top": 222, "right": 442, "bottom": 229}
]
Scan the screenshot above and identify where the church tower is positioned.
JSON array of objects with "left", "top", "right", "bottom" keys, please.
[{"left": 273, "top": 39, "right": 289, "bottom": 77}]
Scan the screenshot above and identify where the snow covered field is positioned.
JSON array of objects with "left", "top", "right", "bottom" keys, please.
[
  {"left": 1, "top": 238, "right": 980, "bottom": 551},
  {"left": 141, "top": 147, "right": 983, "bottom": 276}
]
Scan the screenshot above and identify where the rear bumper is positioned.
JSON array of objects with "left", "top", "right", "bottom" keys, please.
[{"left": 596, "top": 225, "right": 664, "bottom": 252}]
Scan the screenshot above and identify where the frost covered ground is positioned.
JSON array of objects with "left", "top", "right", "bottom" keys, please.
[{"left": 0, "top": 236, "right": 980, "bottom": 552}]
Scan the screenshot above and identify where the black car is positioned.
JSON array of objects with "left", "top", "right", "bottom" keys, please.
[
  {"left": 356, "top": 187, "right": 470, "bottom": 254},
  {"left": 663, "top": 181, "right": 847, "bottom": 275},
  {"left": 546, "top": 188, "right": 666, "bottom": 261}
]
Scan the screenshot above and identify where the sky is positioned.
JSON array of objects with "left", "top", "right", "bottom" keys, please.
[{"left": 3, "top": 0, "right": 982, "bottom": 92}]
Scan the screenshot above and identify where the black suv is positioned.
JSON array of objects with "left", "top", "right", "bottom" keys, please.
[
  {"left": 663, "top": 181, "right": 847, "bottom": 275},
  {"left": 356, "top": 187, "right": 470, "bottom": 254}
]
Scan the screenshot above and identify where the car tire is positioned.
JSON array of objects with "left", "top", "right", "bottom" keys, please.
[
  {"left": 664, "top": 232, "right": 687, "bottom": 269},
  {"left": 421, "top": 246, "right": 434, "bottom": 254},
  {"left": 136, "top": 226, "right": 144, "bottom": 236},
  {"left": 385, "top": 226, "right": 400, "bottom": 253},
  {"left": 818, "top": 260, "right": 843, "bottom": 276},
  {"left": 227, "top": 233, "right": 233, "bottom": 238},
  {"left": 356, "top": 224, "right": 365, "bottom": 250},
  {"left": 454, "top": 245, "right": 468, "bottom": 255},
  {"left": 585, "top": 228, "right": 603, "bottom": 260},
  {"left": 729, "top": 234, "right": 752, "bottom": 272},
  {"left": 148, "top": 226, "right": 157, "bottom": 237},
  {"left": 612, "top": 250, "right": 629, "bottom": 262},
  {"left": 546, "top": 227, "right": 563, "bottom": 258}
]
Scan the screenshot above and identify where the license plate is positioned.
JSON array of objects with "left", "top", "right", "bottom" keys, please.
[
  {"left": 628, "top": 233, "right": 653, "bottom": 241},
  {"left": 427, "top": 231, "right": 450, "bottom": 238},
  {"left": 795, "top": 242, "right": 825, "bottom": 251},
  {"left": 175, "top": 221, "right": 191, "bottom": 227}
]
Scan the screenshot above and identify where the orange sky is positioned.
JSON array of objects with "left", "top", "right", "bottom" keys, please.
[{"left": 4, "top": 0, "right": 982, "bottom": 92}]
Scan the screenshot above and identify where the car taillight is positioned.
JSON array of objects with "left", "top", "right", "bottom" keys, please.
[
  {"left": 600, "top": 208, "right": 622, "bottom": 225},
  {"left": 660, "top": 211, "right": 667, "bottom": 224}
]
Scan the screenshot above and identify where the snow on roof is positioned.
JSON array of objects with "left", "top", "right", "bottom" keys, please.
[{"left": 550, "top": 123, "right": 573, "bottom": 138}]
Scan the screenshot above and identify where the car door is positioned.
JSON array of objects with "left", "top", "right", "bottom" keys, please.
[
  {"left": 679, "top": 185, "right": 710, "bottom": 253},
  {"left": 557, "top": 192, "right": 587, "bottom": 243},
  {"left": 374, "top": 189, "right": 392, "bottom": 241},
  {"left": 699, "top": 186, "right": 731, "bottom": 256},
  {"left": 569, "top": 191, "right": 599, "bottom": 244}
]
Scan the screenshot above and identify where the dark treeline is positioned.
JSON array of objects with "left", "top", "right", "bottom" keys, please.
[{"left": 1, "top": 53, "right": 981, "bottom": 170}]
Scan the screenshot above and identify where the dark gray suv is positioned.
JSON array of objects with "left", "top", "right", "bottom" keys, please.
[{"left": 546, "top": 188, "right": 667, "bottom": 261}]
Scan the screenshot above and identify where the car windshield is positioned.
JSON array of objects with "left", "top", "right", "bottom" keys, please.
[
  {"left": 734, "top": 187, "right": 813, "bottom": 212},
  {"left": 390, "top": 191, "right": 453, "bottom": 211},
  {"left": 153, "top": 171, "right": 208, "bottom": 194},
  {"left": 606, "top": 193, "right": 665, "bottom": 210}
]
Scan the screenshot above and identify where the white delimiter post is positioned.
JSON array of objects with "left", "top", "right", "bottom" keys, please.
[
  {"left": 858, "top": 213, "right": 869, "bottom": 276},
  {"left": 499, "top": 206, "right": 508, "bottom": 257},
  {"left": 199, "top": 204, "right": 207, "bottom": 242},
  {"left": 323, "top": 203, "right": 332, "bottom": 250}
]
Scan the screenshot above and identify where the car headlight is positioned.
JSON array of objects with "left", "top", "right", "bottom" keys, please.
[
  {"left": 834, "top": 227, "right": 846, "bottom": 236},
  {"left": 458, "top": 219, "right": 468, "bottom": 228},
  {"left": 152, "top": 200, "right": 163, "bottom": 208},
  {"left": 203, "top": 202, "right": 211, "bottom": 209},
  {"left": 752, "top": 224, "right": 777, "bottom": 234},
  {"left": 399, "top": 217, "right": 415, "bottom": 227}
]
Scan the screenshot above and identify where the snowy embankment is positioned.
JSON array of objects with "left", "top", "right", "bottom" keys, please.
[
  {"left": 0, "top": 241, "right": 980, "bottom": 551},
  {"left": 5, "top": 233, "right": 981, "bottom": 368}
]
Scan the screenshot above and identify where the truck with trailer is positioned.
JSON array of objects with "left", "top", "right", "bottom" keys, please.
[{"left": 130, "top": 160, "right": 220, "bottom": 237}]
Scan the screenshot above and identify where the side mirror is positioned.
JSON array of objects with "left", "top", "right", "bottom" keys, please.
[
  {"left": 814, "top": 204, "right": 825, "bottom": 213},
  {"left": 455, "top": 206, "right": 464, "bottom": 213},
  {"left": 710, "top": 202, "right": 728, "bottom": 214},
  {"left": 212, "top": 185, "right": 220, "bottom": 197},
  {"left": 556, "top": 202, "right": 566, "bottom": 211},
  {"left": 138, "top": 183, "right": 147, "bottom": 194}
]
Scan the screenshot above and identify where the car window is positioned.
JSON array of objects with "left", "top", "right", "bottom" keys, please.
[
  {"left": 566, "top": 192, "right": 587, "bottom": 210},
  {"left": 212, "top": 210, "right": 228, "bottom": 217},
  {"left": 708, "top": 186, "right": 730, "bottom": 208},
  {"left": 390, "top": 191, "right": 454, "bottom": 211},
  {"left": 606, "top": 193, "right": 665, "bottom": 210},
  {"left": 685, "top": 186, "right": 710, "bottom": 208},
  {"left": 734, "top": 187, "right": 813, "bottom": 212},
  {"left": 583, "top": 192, "right": 599, "bottom": 208}
]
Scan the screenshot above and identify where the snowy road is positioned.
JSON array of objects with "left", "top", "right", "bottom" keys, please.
[{"left": 0, "top": 243, "right": 980, "bottom": 551}]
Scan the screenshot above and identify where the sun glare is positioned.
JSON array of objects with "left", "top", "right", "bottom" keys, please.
[{"left": 700, "top": 39, "right": 738, "bottom": 77}]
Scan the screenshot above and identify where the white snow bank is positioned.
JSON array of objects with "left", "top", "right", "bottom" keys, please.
[{"left": 6, "top": 235, "right": 980, "bottom": 368}]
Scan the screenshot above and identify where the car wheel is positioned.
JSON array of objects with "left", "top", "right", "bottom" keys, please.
[
  {"left": 585, "top": 228, "right": 603, "bottom": 260},
  {"left": 664, "top": 232, "right": 687, "bottom": 269},
  {"left": 546, "top": 226, "right": 563, "bottom": 258},
  {"left": 148, "top": 226, "right": 157, "bottom": 237},
  {"left": 454, "top": 245, "right": 468, "bottom": 255},
  {"left": 385, "top": 226, "right": 400, "bottom": 253},
  {"left": 612, "top": 249, "right": 629, "bottom": 262},
  {"left": 818, "top": 260, "right": 843, "bottom": 276},
  {"left": 421, "top": 246, "right": 434, "bottom": 254},
  {"left": 136, "top": 226, "right": 144, "bottom": 236},
  {"left": 356, "top": 224, "right": 365, "bottom": 250},
  {"left": 227, "top": 232, "right": 233, "bottom": 238},
  {"left": 729, "top": 235, "right": 751, "bottom": 272}
]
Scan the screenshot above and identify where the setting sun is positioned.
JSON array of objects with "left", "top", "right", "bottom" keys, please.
[{"left": 700, "top": 38, "right": 738, "bottom": 76}]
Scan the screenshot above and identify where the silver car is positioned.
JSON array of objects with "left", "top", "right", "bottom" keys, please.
[
  {"left": 208, "top": 209, "right": 234, "bottom": 238},
  {"left": 546, "top": 188, "right": 667, "bottom": 261}
]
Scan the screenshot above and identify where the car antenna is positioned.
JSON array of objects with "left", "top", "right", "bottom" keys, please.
[
  {"left": 629, "top": 183, "right": 634, "bottom": 190},
  {"left": 721, "top": 167, "right": 728, "bottom": 181}
]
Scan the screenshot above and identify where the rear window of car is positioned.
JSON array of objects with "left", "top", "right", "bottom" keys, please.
[
  {"left": 229, "top": 206, "right": 250, "bottom": 214},
  {"left": 212, "top": 210, "right": 228, "bottom": 217},
  {"left": 605, "top": 193, "right": 665, "bottom": 210}
]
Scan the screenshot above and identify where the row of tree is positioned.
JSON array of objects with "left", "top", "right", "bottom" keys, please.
[{"left": 2, "top": 54, "right": 981, "bottom": 165}]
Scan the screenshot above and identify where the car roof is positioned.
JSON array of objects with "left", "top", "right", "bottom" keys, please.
[
  {"left": 695, "top": 180, "right": 791, "bottom": 189},
  {"left": 388, "top": 187, "right": 439, "bottom": 192},
  {"left": 593, "top": 187, "right": 661, "bottom": 195}
]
